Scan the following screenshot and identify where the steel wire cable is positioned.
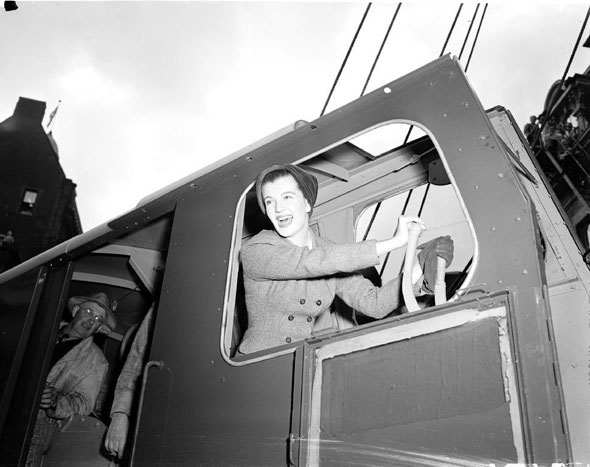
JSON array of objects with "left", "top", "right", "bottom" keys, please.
[
  {"left": 559, "top": 5, "right": 590, "bottom": 91},
  {"left": 458, "top": 4, "right": 480, "bottom": 61},
  {"left": 320, "top": 3, "right": 372, "bottom": 117},
  {"left": 464, "top": 3, "right": 487, "bottom": 72},
  {"left": 439, "top": 3, "right": 464, "bottom": 56},
  {"left": 360, "top": 3, "right": 403, "bottom": 97},
  {"left": 369, "top": 3, "right": 469, "bottom": 272},
  {"left": 404, "top": 3, "right": 465, "bottom": 145}
]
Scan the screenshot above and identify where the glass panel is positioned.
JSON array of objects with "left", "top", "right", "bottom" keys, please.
[{"left": 23, "top": 190, "right": 38, "bottom": 205}]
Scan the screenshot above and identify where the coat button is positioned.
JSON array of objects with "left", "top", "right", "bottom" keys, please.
[
  {"left": 300, "top": 298, "right": 306, "bottom": 305},
  {"left": 307, "top": 316, "right": 313, "bottom": 322},
  {"left": 286, "top": 337, "right": 292, "bottom": 343},
  {"left": 288, "top": 315, "right": 294, "bottom": 321},
  {"left": 316, "top": 299, "right": 322, "bottom": 306}
]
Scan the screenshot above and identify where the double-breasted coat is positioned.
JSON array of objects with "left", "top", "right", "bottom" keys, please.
[{"left": 239, "top": 229, "right": 405, "bottom": 353}]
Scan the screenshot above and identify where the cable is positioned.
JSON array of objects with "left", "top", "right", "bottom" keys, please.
[
  {"left": 320, "top": 3, "right": 372, "bottom": 117},
  {"left": 404, "top": 3, "right": 466, "bottom": 145},
  {"left": 458, "top": 4, "right": 480, "bottom": 61},
  {"left": 362, "top": 202, "right": 382, "bottom": 241},
  {"left": 439, "top": 3, "right": 463, "bottom": 56},
  {"left": 559, "top": 5, "right": 590, "bottom": 90},
  {"left": 360, "top": 3, "right": 402, "bottom": 97},
  {"left": 465, "top": 3, "right": 487, "bottom": 72},
  {"left": 417, "top": 182, "right": 431, "bottom": 217}
]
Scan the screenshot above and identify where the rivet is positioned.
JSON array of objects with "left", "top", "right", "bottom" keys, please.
[
  {"left": 497, "top": 172, "right": 505, "bottom": 178},
  {"left": 458, "top": 147, "right": 462, "bottom": 152},
  {"left": 522, "top": 269, "right": 528, "bottom": 275},
  {"left": 474, "top": 185, "right": 479, "bottom": 189},
  {"left": 490, "top": 226, "right": 496, "bottom": 231},
  {"left": 383, "top": 87, "right": 391, "bottom": 94},
  {"left": 442, "top": 113, "right": 447, "bottom": 117},
  {"left": 515, "top": 217, "right": 521, "bottom": 222},
  {"left": 480, "top": 135, "right": 487, "bottom": 140}
]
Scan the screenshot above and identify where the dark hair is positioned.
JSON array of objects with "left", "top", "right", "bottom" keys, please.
[{"left": 255, "top": 164, "right": 318, "bottom": 215}]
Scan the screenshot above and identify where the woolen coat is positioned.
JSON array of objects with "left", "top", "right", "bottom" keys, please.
[{"left": 238, "top": 229, "right": 404, "bottom": 353}]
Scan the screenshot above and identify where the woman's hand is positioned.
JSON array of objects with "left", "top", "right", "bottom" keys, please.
[
  {"left": 375, "top": 216, "right": 425, "bottom": 256},
  {"left": 395, "top": 216, "right": 426, "bottom": 246}
]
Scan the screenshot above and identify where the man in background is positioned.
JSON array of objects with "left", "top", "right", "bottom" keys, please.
[{"left": 26, "top": 292, "right": 117, "bottom": 467}]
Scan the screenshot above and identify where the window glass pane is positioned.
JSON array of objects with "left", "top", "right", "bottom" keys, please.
[{"left": 23, "top": 191, "right": 38, "bottom": 205}]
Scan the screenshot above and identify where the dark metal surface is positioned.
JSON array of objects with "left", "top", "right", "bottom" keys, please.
[
  {"left": 0, "top": 263, "right": 73, "bottom": 466},
  {"left": 134, "top": 55, "right": 567, "bottom": 464}
]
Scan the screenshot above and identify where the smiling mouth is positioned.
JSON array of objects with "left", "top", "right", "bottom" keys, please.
[{"left": 277, "top": 215, "right": 293, "bottom": 228}]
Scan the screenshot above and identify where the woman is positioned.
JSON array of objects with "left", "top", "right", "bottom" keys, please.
[{"left": 238, "top": 164, "right": 453, "bottom": 354}]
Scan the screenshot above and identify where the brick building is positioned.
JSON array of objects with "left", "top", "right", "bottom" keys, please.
[{"left": 0, "top": 97, "right": 82, "bottom": 271}]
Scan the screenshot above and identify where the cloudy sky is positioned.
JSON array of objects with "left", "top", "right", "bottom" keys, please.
[{"left": 1, "top": 1, "right": 589, "bottom": 231}]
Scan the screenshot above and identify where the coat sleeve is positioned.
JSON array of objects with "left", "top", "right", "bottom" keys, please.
[
  {"left": 241, "top": 232, "right": 379, "bottom": 281},
  {"left": 335, "top": 273, "right": 404, "bottom": 319},
  {"left": 48, "top": 348, "right": 108, "bottom": 419},
  {"left": 110, "top": 307, "right": 154, "bottom": 416}
]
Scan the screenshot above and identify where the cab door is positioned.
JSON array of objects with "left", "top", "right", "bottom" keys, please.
[
  {"left": 0, "top": 263, "right": 73, "bottom": 466},
  {"left": 297, "top": 294, "right": 525, "bottom": 466}
]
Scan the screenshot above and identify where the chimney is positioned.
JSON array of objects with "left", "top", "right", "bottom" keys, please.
[{"left": 14, "top": 97, "right": 46, "bottom": 122}]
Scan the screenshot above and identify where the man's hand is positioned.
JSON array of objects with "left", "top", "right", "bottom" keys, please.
[
  {"left": 39, "top": 385, "right": 57, "bottom": 409},
  {"left": 105, "top": 412, "right": 130, "bottom": 458}
]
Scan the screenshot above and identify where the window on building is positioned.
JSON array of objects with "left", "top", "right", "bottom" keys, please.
[{"left": 20, "top": 189, "right": 39, "bottom": 215}]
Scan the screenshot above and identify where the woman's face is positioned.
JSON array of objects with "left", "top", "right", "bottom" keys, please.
[{"left": 261, "top": 174, "right": 311, "bottom": 245}]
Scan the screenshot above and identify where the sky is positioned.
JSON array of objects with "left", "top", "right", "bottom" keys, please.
[{"left": 1, "top": 1, "right": 589, "bottom": 231}]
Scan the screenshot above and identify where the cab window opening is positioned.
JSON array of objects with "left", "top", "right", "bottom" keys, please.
[{"left": 223, "top": 122, "right": 474, "bottom": 362}]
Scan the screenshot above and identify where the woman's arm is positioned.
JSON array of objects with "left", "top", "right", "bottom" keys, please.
[
  {"left": 241, "top": 232, "right": 379, "bottom": 281},
  {"left": 242, "top": 216, "right": 424, "bottom": 281}
]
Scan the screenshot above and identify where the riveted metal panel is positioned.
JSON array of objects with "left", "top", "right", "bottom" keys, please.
[{"left": 126, "top": 55, "right": 567, "bottom": 465}]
